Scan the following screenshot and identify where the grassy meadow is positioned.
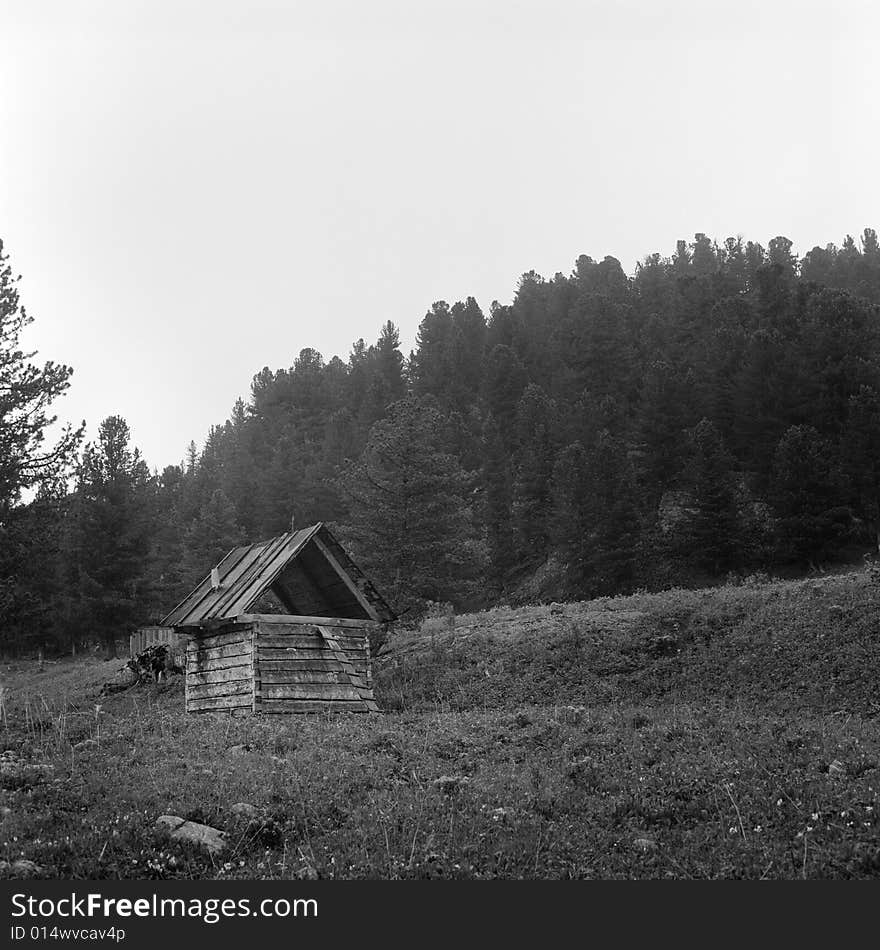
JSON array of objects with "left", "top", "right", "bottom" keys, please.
[{"left": 1, "top": 570, "right": 879, "bottom": 879}]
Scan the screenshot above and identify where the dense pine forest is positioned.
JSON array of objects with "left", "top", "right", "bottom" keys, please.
[{"left": 3, "top": 229, "right": 880, "bottom": 654}]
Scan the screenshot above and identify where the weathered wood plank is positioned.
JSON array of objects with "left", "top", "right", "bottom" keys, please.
[
  {"left": 220, "top": 528, "right": 321, "bottom": 618},
  {"left": 315, "top": 623, "right": 378, "bottom": 706},
  {"left": 255, "top": 630, "right": 368, "bottom": 645},
  {"left": 262, "top": 684, "right": 365, "bottom": 701},
  {"left": 186, "top": 680, "right": 252, "bottom": 698},
  {"left": 238, "top": 613, "right": 377, "bottom": 629},
  {"left": 258, "top": 647, "right": 364, "bottom": 662},
  {"left": 187, "top": 694, "right": 254, "bottom": 712},
  {"left": 186, "top": 665, "right": 253, "bottom": 686},
  {"left": 255, "top": 634, "right": 325, "bottom": 648},
  {"left": 259, "top": 699, "right": 372, "bottom": 714},
  {"left": 258, "top": 659, "right": 349, "bottom": 672},
  {"left": 251, "top": 627, "right": 260, "bottom": 714},
  {"left": 187, "top": 630, "right": 253, "bottom": 651},
  {"left": 257, "top": 631, "right": 369, "bottom": 645},
  {"left": 197, "top": 534, "right": 293, "bottom": 622},
  {"left": 185, "top": 653, "right": 253, "bottom": 673},
  {"left": 363, "top": 627, "right": 372, "bottom": 688},
  {"left": 187, "top": 642, "right": 253, "bottom": 662},
  {"left": 260, "top": 671, "right": 346, "bottom": 685}
]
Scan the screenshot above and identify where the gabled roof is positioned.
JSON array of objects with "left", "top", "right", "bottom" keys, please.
[{"left": 161, "top": 523, "right": 395, "bottom": 627}]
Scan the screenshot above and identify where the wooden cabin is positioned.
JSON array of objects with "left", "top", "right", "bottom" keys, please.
[{"left": 160, "top": 523, "right": 394, "bottom": 715}]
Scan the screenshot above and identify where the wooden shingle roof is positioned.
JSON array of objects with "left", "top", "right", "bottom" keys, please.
[{"left": 161, "top": 523, "right": 394, "bottom": 627}]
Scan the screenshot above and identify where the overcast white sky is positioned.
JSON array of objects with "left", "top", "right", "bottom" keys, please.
[{"left": 2, "top": 0, "right": 878, "bottom": 471}]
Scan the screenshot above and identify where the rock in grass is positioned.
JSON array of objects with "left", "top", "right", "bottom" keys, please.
[
  {"left": 230, "top": 802, "right": 259, "bottom": 819},
  {"left": 156, "top": 815, "right": 227, "bottom": 854}
]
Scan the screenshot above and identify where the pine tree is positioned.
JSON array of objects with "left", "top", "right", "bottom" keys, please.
[
  {"left": 0, "top": 238, "right": 82, "bottom": 513},
  {"left": 770, "top": 425, "right": 851, "bottom": 565},
  {"left": 482, "top": 345, "right": 528, "bottom": 443},
  {"left": 682, "top": 419, "right": 741, "bottom": 574},
  {"left": 482, "top": 416, "right": 515, "bottom": 589},
  {"left": 181, "top": 488, "right": 243, "bottom": 588},
  {"left": 511, "top": 385, "right": 557, "bottom": 565},
  {"left": 337, "top": 397, "right": 477, "bottom": 611},
  {"left": 363, "top": 321, "right": 407, "bottom": 424},
  {"left": 842, "top": 386, "right": 880, "bottom": 550},
  {"left": 550, "top": 441, "right": 592, "bottom": 583},
  {"left": 410, "top": 302, "right": 454, "bottom": 401},
  {"left": 64, "top": 416, "right": 153, "bottom": 652},
  {"left": 585, "top": 431, "right": 641, "bottom": 595},
  {"left": 552, "top": 433, "right": 640, "bottom": 595},
  {"left": 635, "top": 360, "right": 695, "bottom": 506}
]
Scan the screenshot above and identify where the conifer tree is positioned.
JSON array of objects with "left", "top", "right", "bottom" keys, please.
[
  {"left": 482, "top": 416, "right": 515, "bottom": 589},
  {"left": 181, "top": 488, "right": 243, "bottom": 589},
  {"left": 682, "top": 419, "right": 741, "bottom": 574},
  {"left": 770, "top": 425, "right": 851, "bottom": 564},
  {"left": 552, "top": 433, "right": 639, "bottom": 595},
  {"left": 337, "top": 397, "right": 477, "bottom": 610},
  {"left": 63, "top": 416, "right": 153, "bottom": 651},
  {"left": 0, "top": 238, "right": 82, "bottom": 513},
  {"left": 511, "top": 385, "right": 557, "bottom": 564}
]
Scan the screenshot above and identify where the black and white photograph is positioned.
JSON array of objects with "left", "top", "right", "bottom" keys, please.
[{"left": 1, "top": 0, "right": 879, "bottom": 912}]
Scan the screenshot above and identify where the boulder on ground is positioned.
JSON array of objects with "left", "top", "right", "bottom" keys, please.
[{"left": 155, "top": 815, "right": 227, "bottom": 854}]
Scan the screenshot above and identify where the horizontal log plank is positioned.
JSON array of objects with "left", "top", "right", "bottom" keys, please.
[
  {"left": 258, "top": 663, "right": 370, "bottom": 683},
  {"left": 257, "top": 658, "right": 347, "bottom": 672},
  {"left": 186, "top": 620, "right": 251, "bottom": 637},
  {"left": 258, "top": 647, "right": 364, "bottom": 662},
  {"left": 256, "top": 634, "right": 326, "bottom": 648},
  {"left": 187, "top": 649, "right": 252, "bottom": 670},
  {"left": 187, "top": 631, "right": 252, "bottom": 651},
  {"left": 187, "top": 694, "right": 254, "bottom": 712},
  {"left": 256, "top": 634, "right": 367, "bottom": 648},
  {"left": 262, "top": 684, "right": 366, "bottom": 701},
  {"left": 259, "top": 699, "right": 372, "bottom": 714},
  {"left": 186, "top": 680, "right": 252, "bottom": 698},
  {"left": 260, "top": 671, "right": 347, "bottom": 685},
  {"left": 186, "top": 665, "right": 253, "bottom": 686},
  {"left": 255, "top": 627, "right": 368, "bottom": 639},
  {"left": 187, "top": 652, "right": 252, "bottom": 670},
  {"left": 246, "top": 614, "right": 378, "bottom": 629},
  {"left": 257, "top": 638, "right": 364, "bottom": 651}
]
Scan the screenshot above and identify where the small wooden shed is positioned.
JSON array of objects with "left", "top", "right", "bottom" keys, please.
[{"left": 160, "top": 523, "right": 394, "bottom": 715}]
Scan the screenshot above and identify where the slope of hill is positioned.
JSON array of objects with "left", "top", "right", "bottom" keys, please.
[
  {"left": 0, "top": 571, "right": 878, "bottom": 879},
  {"left": 375, "top": 570, "right": 880, "bottom": 717}
]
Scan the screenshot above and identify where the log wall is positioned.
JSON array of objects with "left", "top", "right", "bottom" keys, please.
[
  {"left": 184, "top": 617, "right": 378, "bottom": 714},
  {"left": 254, "top": 620, "right": 377, "bottom": 713},
  {"left": 185, "top": 624, "right": 254, "bottom": 713}
]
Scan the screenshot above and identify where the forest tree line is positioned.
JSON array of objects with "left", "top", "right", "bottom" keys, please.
[{"left": 3, "top": 229, "right": 880, "bottom": 653}]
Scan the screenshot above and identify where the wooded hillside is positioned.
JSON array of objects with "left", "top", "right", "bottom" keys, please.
[{"left": 4, "top": 229, "right": 880, "bottom": 653}]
